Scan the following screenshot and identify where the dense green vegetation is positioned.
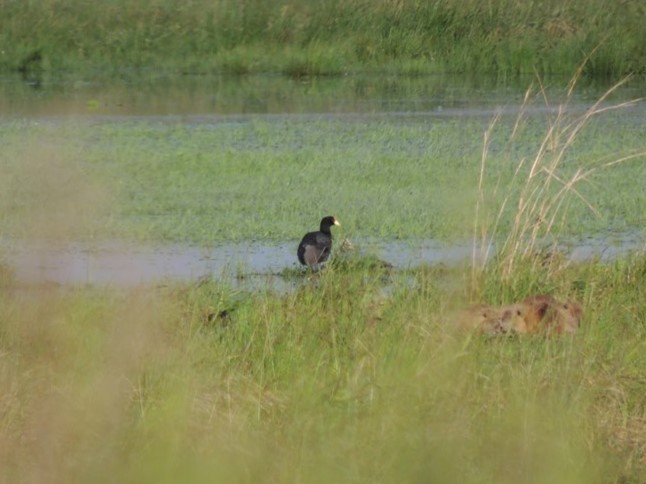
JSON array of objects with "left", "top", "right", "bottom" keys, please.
[
  {"left": 1, "top": 86, "right": 644, "bottom": 244},
  {"left": 2, "top": 0, "right": 645, "bottom": 77},
  {"left": 1, "top": 16, "right": 645, "bottom": 479},
  {"left": 1, "top": 249, "right": 645, "bottom": 482}
]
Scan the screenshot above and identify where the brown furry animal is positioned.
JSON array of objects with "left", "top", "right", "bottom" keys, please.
[
  {"left": 518, "top": 294, "right": 583, "bottom": 335},
  {"left": 455, "top": 304, "right": 525, "bottom": 335},
  {"left": 455, "top": 304, "right": 497, "bottom": 332},
  {"left": 516, "top": 294, "right": 557, "bottom": 333},
  {"left": 547, "top": 299, "right": 583, "bottom": 334},
  {"left": 498, "top": 303, "right": 532, "bottom": 334},
  {"left": 454, "top": 294, "right": 582, "bottom": 337}
]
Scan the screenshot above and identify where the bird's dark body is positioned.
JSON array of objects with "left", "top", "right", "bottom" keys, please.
[
  {"left": 297, "top": 231, "right": 332, "bottom": 266},
  {"left": 297, "top": 216, "right": 339, "bottom": 269}
]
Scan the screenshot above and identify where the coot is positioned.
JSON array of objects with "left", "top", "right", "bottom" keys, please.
[{"left": 297, "top": 216, "right": 340, "bottom": 270}]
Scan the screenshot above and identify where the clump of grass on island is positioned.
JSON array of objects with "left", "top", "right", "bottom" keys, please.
[{"left": 2, "top": 0, "right": 645, "bottom": 77}]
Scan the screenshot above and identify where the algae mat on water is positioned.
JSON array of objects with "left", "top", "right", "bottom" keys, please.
[{"left": 0, "top": 101, "right": 645, "bottom": 245}]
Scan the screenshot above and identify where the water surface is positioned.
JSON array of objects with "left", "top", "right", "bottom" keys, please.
[
  {"left": 2, "top": 233, "right": 643, "bottom": 287},
  {"left": 3, "top": 73, "right": 644, "bottom": 118}
]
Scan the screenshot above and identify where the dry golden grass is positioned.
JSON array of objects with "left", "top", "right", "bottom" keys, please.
[{"left": 472, "top": 69, "right": 646, "bottom": 286}]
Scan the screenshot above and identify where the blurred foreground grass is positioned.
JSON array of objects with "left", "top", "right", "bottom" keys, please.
[{"left": 0, "top": 253, "right": 644, "bottom": 482}]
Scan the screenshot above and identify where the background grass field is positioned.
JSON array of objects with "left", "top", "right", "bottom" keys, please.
[{"left": 2, "top": 0, "right": 645, "bottom": 77}]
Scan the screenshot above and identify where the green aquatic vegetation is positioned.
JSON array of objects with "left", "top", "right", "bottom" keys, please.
[{"left": 0, "top": 100, "right": 644, "bottom": 245}]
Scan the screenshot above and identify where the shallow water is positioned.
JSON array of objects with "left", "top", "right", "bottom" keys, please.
[
  {"left": 2, "top": 72, "right": 645, "bottom": 118},
  {"left": 2, "top": 233, "right": 643, "bottom": 288}
]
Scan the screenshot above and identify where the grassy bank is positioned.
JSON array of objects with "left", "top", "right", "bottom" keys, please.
[
  {"left": 0, "top": 250, "right": 645, "bottom": 482},
  {"left": 2, "top": 0, "right": 645, "bottom": 78}
]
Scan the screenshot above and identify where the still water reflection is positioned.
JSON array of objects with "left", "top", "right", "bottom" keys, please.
[{"left": 2, "top": 72, "right": 644, "bottom": 118}]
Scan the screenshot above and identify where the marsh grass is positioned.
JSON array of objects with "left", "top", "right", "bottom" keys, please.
[
  {"left": 2, "top": 0, "right": 645, "bottom": 77},
  {"left": 471, "top": 69, "right": 646, "bottom": 296},
  {"left": 0, "top": 251, "right": 644, "bottom": 482}
]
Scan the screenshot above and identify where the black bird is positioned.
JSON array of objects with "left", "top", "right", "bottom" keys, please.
[{"left": 297, "top": 216, "right": 340, "bottom": 270}]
